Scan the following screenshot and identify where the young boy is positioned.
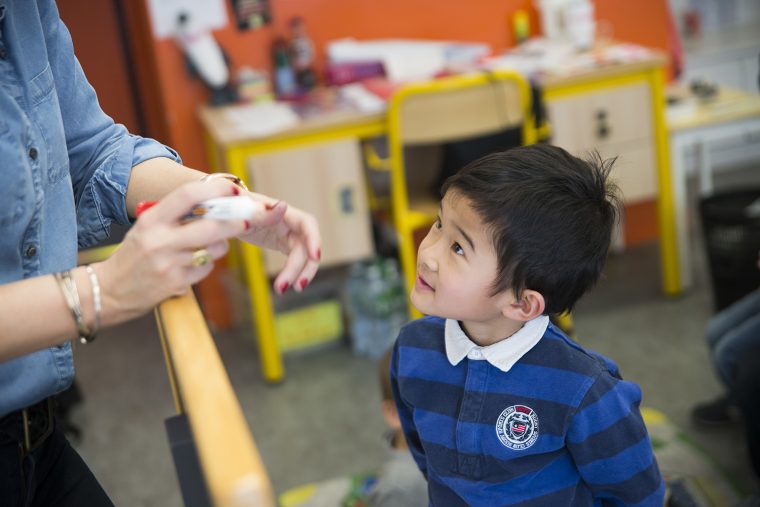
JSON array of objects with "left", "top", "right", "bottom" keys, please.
[{"left": 390, "top": 144, "right": 664, "bottom": 506}]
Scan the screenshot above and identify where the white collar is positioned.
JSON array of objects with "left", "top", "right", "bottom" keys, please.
[{"left": 444, "top": 316, "right": 549, "bottom": 373}]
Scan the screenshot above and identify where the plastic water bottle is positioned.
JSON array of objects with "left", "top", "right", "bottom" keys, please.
[
  {"left": 344, "top": 262, "right": 369, "bottom": 355},
  {"left": 345, "top": 258, "right": 409, "bottom": 359}
]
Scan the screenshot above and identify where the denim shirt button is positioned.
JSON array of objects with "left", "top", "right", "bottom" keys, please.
[
  {"left": 25, "top": 245, "right": 37, "bottom": 258},
  {"left": 28, "top": 147, "right": 38, "bottom": 160}
]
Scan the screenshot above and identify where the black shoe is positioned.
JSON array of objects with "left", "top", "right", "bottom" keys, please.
[{"left": 691, "top": 395, "right": 741, "bottom": 426}]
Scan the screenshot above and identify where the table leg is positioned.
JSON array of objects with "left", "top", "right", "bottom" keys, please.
[
  {"left": 670, "top": 134, "right": 693, "bottom": 290},
  {"left": 650, "top": 68, "right": 682, "bottom": 295},
  {"left": 698, "top": 139, "right": 714, "bottom": 195},
  {"left": 225, "top": 148, "right": 285, "bottom": 383}
]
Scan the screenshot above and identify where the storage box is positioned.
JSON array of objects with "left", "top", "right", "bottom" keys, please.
[{"left": 275, "top": 299, "right": 344, "bottom": 353}]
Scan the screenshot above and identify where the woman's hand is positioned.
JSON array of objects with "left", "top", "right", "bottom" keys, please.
[
  {"left": 236, "top": 191, "right": 321, "bottom": 295},
  {"left": 93, "top": 179, "right": 247, "bottom": 326}
]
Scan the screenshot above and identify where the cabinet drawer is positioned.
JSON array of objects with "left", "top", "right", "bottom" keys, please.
[
  {"left": 547, "top": 82, "right": 654, "bottom": 152},
  {"left": 247, "top": 139, "right": 374, "bottom": 276}
]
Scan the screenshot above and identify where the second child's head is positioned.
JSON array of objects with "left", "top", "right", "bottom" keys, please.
[{"left": 411, "top": 144, "right": 620, "bottom": 326}]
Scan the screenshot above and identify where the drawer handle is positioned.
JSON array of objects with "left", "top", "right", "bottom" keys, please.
[
  {"left": 596, "top": 110, "right": 610, "bottom": 140},
  {"left": 339, "top": 186, "right": 355, "bottom": 214}
]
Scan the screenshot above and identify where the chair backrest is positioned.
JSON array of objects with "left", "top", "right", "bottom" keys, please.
[{"left": 388, "top": 70, "right": 534, "bottom": 146}]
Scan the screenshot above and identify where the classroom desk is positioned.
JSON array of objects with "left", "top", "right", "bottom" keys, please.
[
  {"left": 199, "top": 105, "right": 384, "bottom": 382},
  {"left": 667, "top": 87, "right": 760, "bottom": 289},
  {"left": 199, "top": 50, "right": 676, "bottom": 383}
]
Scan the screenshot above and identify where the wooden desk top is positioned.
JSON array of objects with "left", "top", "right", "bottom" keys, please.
[
  {"left": 667, "top": 86, "right": 760, "bottom": 132},
  {"left": 539, "top": 52, "right": 668, "bottom": 89},
  {"left": 199, "top": 101, "right": 384, "bottom": 148},
  {"left": 199, "top": 42, "right": 668, "bottom": 148}
]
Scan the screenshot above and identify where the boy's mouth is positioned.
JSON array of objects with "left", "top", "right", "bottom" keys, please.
[{"left": 415, "top": 274, "right": 434, "bottom": 291}]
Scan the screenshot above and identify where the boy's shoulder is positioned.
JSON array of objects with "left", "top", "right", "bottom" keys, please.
[{"left": 528, "top": 324, "right": 623, "bottom": 381}]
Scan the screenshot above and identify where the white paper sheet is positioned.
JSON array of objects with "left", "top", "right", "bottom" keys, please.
[{"left": 223, "top": 102, "right": 299, "bottom": 138}]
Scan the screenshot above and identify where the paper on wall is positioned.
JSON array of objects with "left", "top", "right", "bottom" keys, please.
[{"left": 147, "top": 0, "right": 228, "bottom": 39}]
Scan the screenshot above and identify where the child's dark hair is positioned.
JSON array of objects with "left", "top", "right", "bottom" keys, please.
[{"left": 441, "top": 144, "right": 620, "bottom": 315}]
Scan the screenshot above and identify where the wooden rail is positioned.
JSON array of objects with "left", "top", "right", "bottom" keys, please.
[{"left": 155, "top": 292, "right": 276, "bottom": 507}]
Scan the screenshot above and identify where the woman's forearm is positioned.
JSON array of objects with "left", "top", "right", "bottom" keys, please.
[
  {"left": 125, "top": 158, "right": 279, "bottom": 216},
  {"left": 125, "top": 158, "right": 206, "bottom": 217},
  {"left": 0, "top": 267, "right": 96, "bottom": 361}
]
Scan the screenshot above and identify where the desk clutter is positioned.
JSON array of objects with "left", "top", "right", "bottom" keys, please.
[{"left": 220, "top": 37, "right": 662, "bottom": 141}]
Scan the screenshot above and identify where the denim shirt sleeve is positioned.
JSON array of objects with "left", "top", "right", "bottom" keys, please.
[
  {"left": 39, "top": 0, "right": 181, "bottom": 249},
  {"left": 75, "top": 135, "right": 181, "bottom": 248}
]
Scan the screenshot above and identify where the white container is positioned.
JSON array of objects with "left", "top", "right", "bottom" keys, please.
[
  {"left": 536, "top": 0, "right": 572, "bottom": 40},
  {"left": 564, "top": 0, "right": 596, "bottom": 50}
]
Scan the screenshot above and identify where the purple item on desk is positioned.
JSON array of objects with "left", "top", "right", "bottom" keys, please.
[{"left": 324, "top": 61, "right": 385, "bottom": 86}]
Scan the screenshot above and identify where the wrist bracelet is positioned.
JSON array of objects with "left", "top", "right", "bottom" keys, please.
[
  {"left": 55, "top": 267, "right": 100, "bottom": 344},
  {"left": 199, "top": 172, "right": 249, "bottom": 191},
  {"left": 84, "top": 265, "right": 101, "bottom": 343}
]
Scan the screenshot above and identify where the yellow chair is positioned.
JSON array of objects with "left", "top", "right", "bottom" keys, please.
[{"left": 366, "top": 70, "right": 540, "bottom": 320}]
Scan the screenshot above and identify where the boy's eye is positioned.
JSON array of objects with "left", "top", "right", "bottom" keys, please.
[
  {"left": 434, "top": 218, "right": 442, "bottom": 230},
  {"left": 452, "top": 242, "right": 464, "bottom": 256}
]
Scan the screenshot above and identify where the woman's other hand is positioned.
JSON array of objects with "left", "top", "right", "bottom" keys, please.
[{"left": 236, "top": 192, "right": 321, "bottom": 295}]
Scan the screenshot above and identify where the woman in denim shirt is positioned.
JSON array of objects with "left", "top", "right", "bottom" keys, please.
[{"left": 0, "top": 2, "right": 321, "bottom": 505}]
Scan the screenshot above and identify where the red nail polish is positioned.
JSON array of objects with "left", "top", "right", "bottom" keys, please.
[
  {"left": 244, "top": 220, "right": 250, "bottom": 230},
  {"left": 232, "top": 187, "right": 240, "bottom": 196},
  {"left": 316, "top": 248, "right": 321, "bottom": 261},
  {"left": 279, "top": 282, "right": 289, "bottom": 293},
  {"left": 265, "top": 200, "right": 281, "bottom": 211},
  {"left": 299, "top": 279, "right": 309, "bottom": 290}
]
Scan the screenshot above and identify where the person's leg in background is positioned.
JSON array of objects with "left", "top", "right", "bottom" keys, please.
[
  {"left": 733, "top": 344, "right": 760, "bottom": 505},
  {"left": 693, "top": 288, "right": 760, "bottom": 425}
]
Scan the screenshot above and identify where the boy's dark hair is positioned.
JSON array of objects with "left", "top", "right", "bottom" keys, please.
[{"left": 441, "top": 144, "right": 620, "bottom": 315}]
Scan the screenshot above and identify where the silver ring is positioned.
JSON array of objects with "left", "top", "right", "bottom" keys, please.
[{"left": 191, "top": 248, "right": 213, "bottom": 267}]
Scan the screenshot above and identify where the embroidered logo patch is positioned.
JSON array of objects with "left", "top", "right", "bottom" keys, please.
[{"left": 496, "top": 404, "right": 539, "bottom": 450}]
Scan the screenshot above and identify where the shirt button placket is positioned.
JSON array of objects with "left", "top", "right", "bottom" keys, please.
[{"left": 457, "top": 361, "right": 488, "bottom": 478}]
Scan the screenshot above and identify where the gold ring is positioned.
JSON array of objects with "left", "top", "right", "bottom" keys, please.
[{"left": 191, "top": 248, "right": 213, "bottom": 267}]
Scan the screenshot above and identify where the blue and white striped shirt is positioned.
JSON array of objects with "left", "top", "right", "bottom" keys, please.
[{"left": 391, "top": 316, "right": 664, "bottom": 506}]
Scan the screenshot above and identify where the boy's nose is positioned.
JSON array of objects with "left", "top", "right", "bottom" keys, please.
[{"left": 418, "top": 241, "right": 438, "bottom": 272}]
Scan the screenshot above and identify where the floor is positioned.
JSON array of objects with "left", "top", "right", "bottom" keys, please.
[{"left": 69, "top": 175, "right": 760, "bottom": 507}]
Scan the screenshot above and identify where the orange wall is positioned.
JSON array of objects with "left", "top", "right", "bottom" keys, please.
[
  {"left": 144, "top": 0, "right": 672, "bottom": 171},
  {"left": 59, "top": 0, "right": 141, "bottom": 133}
]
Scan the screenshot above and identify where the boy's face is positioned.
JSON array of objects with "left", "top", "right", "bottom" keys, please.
[{"left": 411, "top": 191, "right": 514, "bottom": 327}]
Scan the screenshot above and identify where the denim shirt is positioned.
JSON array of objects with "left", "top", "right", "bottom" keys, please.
[{"left": 0, "top": 0, "right": 180, "bottom": 417}]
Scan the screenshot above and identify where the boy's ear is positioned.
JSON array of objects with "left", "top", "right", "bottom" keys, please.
[{"left": 502, "top": 289, "right": 545, "bottom": 321}]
